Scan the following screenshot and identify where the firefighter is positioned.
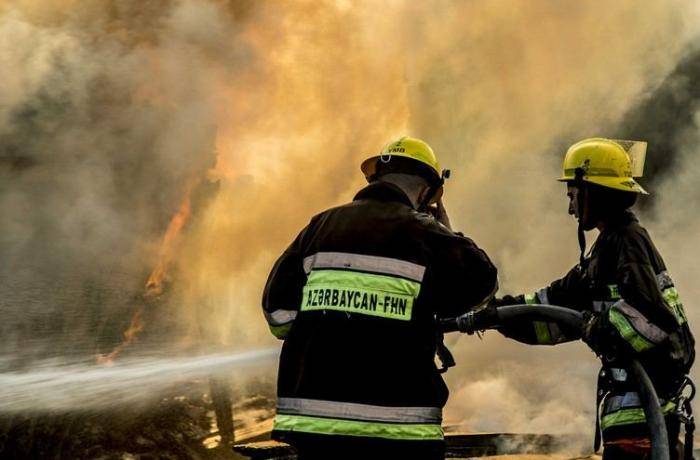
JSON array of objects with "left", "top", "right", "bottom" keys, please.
[
  {"left": 262, "top": 136, "right": 498, "bottom": 459},
  {"left": 474, "top": 138, "right": 695, "bottom": 460}
]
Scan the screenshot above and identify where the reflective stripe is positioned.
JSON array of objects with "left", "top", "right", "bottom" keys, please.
[
  {"left": 273, "top": 414, "right": 444, "bottom": 441},
  {"left": 604, "top": 392, "right": 645, "bottom": 413},
  {"left": 303, "top": 252, "right": 425, "bottom": 282},
  {"left": 610, "top": 300, "right": 668, "bottom": 351},
  {"left": 656, "top": 271, "right": 674, "bottom": 291},
  {"left": 265, "top": 309, "right": 298, "bottom": 326},
  {"left": 524, "top": 291, "right": 559, "bottom": 344},
  {"left": 277, "top": 398, "right": 442, "bottom": 424},
  {"left": 608, "top": 284, "right": 621, "bottom": 300},
  {"left": 609, "top": 308, "right": 654, "bottom": 352},
  {"left": 592, "top": 284, "right": 620, "bottom": 312},
  {"left": 604, "top": 391, "right": 673, "bottom": 414},
  {"left": 663, "top": 286, "right": 687, "bottom": 324},
  {"left": 601, "top": 399, "right": 676, "bottom": 430},
  {"left": 656, "top": 271, "right": 687, "bottom": 325},
  {"left": 533, "top": 322, "right": 552, "bottom": 344},
  {"left": 301, "top": 270, "right": 419, "bottom": 321},
  {"left": 663, "top": 286, "right": 681, "bottom": 309},
  {"left": 534, "top": 287, "right": 568, "bottom": 343},
  {"left": 610, "top": 368, "right": 628, "bottom": 382},
  {"left": 269, "top": 323, "right": 292, "bottom": 340}
]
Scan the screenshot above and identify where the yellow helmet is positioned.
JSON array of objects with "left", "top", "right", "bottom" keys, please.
[
  {"left": 558, "top": 137, "right": 648, "bottom": 194},
  {"left": 361, "top": 136, "right": 441, "bottom": 182}
]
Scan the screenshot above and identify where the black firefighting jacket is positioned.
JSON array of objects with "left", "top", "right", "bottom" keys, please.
[
  {"left": 501, "top": 210, "right": 694, "bottom": 442},
  {"left": 262, "top": 181, "right": 497, "bottom": 444}
]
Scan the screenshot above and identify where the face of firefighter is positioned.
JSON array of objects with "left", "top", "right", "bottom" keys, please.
[{"left": 567, "top": 184, "right": 597, "bottom": 230}]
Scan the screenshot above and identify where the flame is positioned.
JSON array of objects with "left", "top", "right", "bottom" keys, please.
[
  {"left": 145, "top": 182, "right": 197, "bottom": 298},
  {"left": 96, "top": 307, "right": 145, "bottom": 365},
  {"left": 98, "top": 181, "right": 198, "bottom": 364}
]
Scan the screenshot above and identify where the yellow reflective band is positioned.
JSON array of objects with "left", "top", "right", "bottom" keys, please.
[
  {"left": 609, "top": 308, "right": 655, "bottom": 352},
  {"left": 301, "top": 270, "right": 420, "bottom": 321},
  {"left": 533, "top": 322, "right": 553, "bottom": 345},
  {"left": 601, "top": 401, "right": 676, "bottom": 431},
  {"left": 608, "top": 284, "right": 621, "bottom": 300},
  {"left": 273, "top": 414, "right": 444, "bottom": 441},
  {"left": 524, "top": 293, "right": 553, "bottom": 344},
  {"left": 269, "top": 323, "right": 292, "bottom": 340},
  {"left": 662, "top": 287, "right": 687, "bottom": 325}
]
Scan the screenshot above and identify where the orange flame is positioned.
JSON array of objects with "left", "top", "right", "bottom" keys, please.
[
  {"left": 145, "top": 182, "right": 197, "bottom": 298},
  {"left": 97, "top": 307, "right": 145, "bottom": 365},
  {"left": 98, "top": 182, "right": 198, "bottom": 364}
]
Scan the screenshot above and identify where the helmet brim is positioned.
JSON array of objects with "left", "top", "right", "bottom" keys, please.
[
  {"left": 557, "top": 175, "right": 648, "bottom": 195},
  {"left": 361, "top": 154, "right": 441, "bottom": 183},
  {"left": 360, "top": 156, "right": 380, "bottom": 179}
]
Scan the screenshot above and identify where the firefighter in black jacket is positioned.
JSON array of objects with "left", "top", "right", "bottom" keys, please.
[
  {"left": 477, "top": 138, "right": 694, "bottom": 460},
  {"left": 262, "top": 137, "right": 498, "bottom": 459}
]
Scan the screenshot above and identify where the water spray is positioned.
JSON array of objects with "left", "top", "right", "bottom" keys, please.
[{"left": 0, "top": 348, "right": 279, "bottom": 413}]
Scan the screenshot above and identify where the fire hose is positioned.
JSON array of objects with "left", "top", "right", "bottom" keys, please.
[{"left": 440, "top": 304, "right": 671, "bottom": 460}]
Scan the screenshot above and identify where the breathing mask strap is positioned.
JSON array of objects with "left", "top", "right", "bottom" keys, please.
[{"left": 575, "top": 168, "right": 586, "bottom": 267}]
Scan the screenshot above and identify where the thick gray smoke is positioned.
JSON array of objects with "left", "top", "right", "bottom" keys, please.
[
  {"left": 0, "top": 1, "right": 231, "bottom": 359},
  {"left": 1, "top": 1, "right": 699, "bottom": 447},
  {"left": 619, "top": 46, "right": 700, "bottom": 189}
]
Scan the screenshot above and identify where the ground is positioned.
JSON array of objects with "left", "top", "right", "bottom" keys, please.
[{"left": 0, "top": 379, "right": 276, "bottom": 460}]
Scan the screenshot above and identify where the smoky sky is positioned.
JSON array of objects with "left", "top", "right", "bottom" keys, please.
[{"left": 619, "top": 45, "right": 700, "bottom": 193}]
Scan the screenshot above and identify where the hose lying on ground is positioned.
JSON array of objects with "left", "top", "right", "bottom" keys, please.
[{"left": 440, "top": 304, "right": 670, "bottom": 460}]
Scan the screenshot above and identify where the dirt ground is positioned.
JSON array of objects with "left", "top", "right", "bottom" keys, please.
[{"left": 0, "top": 379, "right": 275, "bottom": 460}]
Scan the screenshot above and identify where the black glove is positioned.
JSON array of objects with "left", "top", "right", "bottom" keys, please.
[
  {"left": 456, "top": 303, "right": 500, "bottom": 334},
  {"left": 581, "top": 311, "right": 603, "bottom": 354},
  {"left": 581, "top": 310, "right": 630, "bottom": 357}
]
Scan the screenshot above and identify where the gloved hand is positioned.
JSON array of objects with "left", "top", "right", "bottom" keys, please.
[
  {"left": 581, "top": 311, "right": 603, "bottom": 354},
  {"left": 427, "top": 199, "right": 452, "bottom": 230},
  {"left": 456, "top": 303, "right": 500, "bottom": 334},
  {"left": 581, "top": 310, "right": 629, "bottom": 357}
]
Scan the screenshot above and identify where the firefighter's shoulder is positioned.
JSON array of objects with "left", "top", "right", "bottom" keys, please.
[
  {"left": 410, "top": 209, "right": 461, "bottom": 236},
  {"left": 603, "top": 213, "right": 653, "bottom": 252},
  {"left": 407, "top": 209, "right": 483, "bottom": 252}
]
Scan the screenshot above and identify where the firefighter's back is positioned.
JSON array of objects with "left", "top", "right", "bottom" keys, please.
[{"left": 265, "top": 181, "right": 497, "bottom": 459}]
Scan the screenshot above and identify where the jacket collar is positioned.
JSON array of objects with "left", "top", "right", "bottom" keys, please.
[
  {"left": 600, "top": 209, "right": 639, "bottom": 236},
  {"left": 353, "top": 181, "right": 415, "bottom": 209},
  {"left": 602, "top": 209, "right": 638, "bottom": 231}
]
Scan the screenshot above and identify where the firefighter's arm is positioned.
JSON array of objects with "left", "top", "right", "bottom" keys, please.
[
  {"left": 598, "top": 237, "right": 678, "bottom": 354},
  {"left": 436, "top": 236, "right": 498, "bottom": 319},
  {"left": 262, "top": 224, "right": 311, "bottom": 340},
  {"left": 498, "top": 266, "right": 586, "bottom": 345}
]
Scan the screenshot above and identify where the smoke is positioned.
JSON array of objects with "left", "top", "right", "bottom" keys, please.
[
  {"left": 619, "top": 46, "right": 700, "bottom": 189},
  {"left": 402, "top": 0, "right": 700, "bottom": 440},
  {"left": 1, "top": 0, "right": 699, "bottom": 442},
  {"left": 0, "top": 0, "right": 231, "bottom": 359}
]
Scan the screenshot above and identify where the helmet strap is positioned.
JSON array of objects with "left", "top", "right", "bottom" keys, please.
[{"left": 574, "top": 167, "right": 586, "bottom": 266}]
